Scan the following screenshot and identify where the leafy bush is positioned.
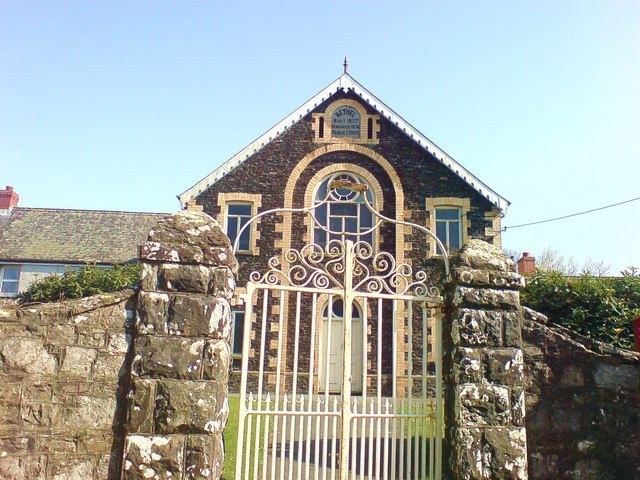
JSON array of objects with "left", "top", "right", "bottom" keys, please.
[
  {"left": 521, "top": 268, "right": 640, "bottom": 350},
  {"left": 17, "top": 263, "right": 141, "bottom": 304}
]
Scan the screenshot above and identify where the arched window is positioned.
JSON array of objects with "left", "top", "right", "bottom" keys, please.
[{"left": 313, "top": 172, "right": 374, "bottom": 247}]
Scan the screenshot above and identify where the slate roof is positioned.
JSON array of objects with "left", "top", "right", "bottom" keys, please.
[
  {"left": 0, "top": 208, "right": 168, "bottom": 264},
  {"left": 179, "top": 73, "right": 510, "bottom": 211}
]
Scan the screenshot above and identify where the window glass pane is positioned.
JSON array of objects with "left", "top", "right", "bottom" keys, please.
[
  {"left": 226, "top": 217, "right": 238, "bottom": 242},
  {"left": 316, "top": 181, "right": 328, "bottom": 201},
  {"left": 315, "top": 229, "right": 326, "bottom": 247},
  {"left": 436, "top": 208, "right": 459, "bottom": 220},
  {"left": 329, "top": 218, "right": 342, "bottom": 232},
  {"left": 228, "top": 204, "right": 252, "bottom": 216},
  {"left": 1, "top": 282, "right": 18, "bottom": 294},
  {"left": 330, "top": 203, "right": 358, "bottom": 216},
  {"left": 361, "top": 209, "right": 372, "bottom": 228},
  {"left": 238, "top": 230, "right": 250, "bottom": 251},
  {"left": 331, "top": 299, "right": 344, "bottom": 317},
  {"left": 435, "top": 222, "right": 447, "bottom": 244},
  {"left": 3, "top": 267, "right": 19, "bottom": 281},
  {"left": 345, "top": 218, "right": 358, "bottom": 233},
  {"left": 233, "top": 310, "right": 245, "bottom": 355},
  {"left": 449, "top": 222, "right": 461, "bottom": 249}
]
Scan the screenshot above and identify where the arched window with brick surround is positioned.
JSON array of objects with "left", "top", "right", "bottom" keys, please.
[{"left": 313, "top": 172, "right": 375, "bottom": 248}]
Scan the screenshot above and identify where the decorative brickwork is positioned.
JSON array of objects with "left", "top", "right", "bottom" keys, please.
[{"left": 121, "top": 210, "right": 236, "bottom": 480}]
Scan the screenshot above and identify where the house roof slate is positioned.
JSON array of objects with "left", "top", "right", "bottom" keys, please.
[
  {"left": 178, "top": 73, "right": 510, "bottom": 211},
  {"left": 0, "top": 207, "right": 168, "bottom": 264}
]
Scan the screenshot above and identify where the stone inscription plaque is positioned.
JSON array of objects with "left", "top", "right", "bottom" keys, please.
[{"left": 331, "top": 105, "right": 360, "bottom": 138}]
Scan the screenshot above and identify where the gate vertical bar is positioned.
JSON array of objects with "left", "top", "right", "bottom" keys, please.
[
  {"left": 339, "top": 239, "right": 354, "bottom": 480},
  {"left": 236, "top": 283, "right": 256, "bottom": 479}
]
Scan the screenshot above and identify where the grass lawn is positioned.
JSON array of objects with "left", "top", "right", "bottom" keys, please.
[{"left": 222, "top": 395, "right": 240, "bottom": 480}]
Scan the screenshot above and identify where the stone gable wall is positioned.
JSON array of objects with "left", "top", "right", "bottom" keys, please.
[
  {"left": 523, "top": 308, "right": 640, "bottom": 479},
  {"left": 0, "top": 290, "right": 136, "bottom": 480}
]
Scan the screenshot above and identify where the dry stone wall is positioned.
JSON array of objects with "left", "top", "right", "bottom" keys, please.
[
  {"left": 0, "top": 289, "right": 136, "bottom": 480},
  {"left": 523, "top": 308, "right": 640, "bottom": 479}
]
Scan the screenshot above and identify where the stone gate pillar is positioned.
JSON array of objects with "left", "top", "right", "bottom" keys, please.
[
  {"left": 121, "top": 210, "right": 236, "bottom": 479},
  {"left": 443, "top": 240, "right": 528, "bottom": 479}
]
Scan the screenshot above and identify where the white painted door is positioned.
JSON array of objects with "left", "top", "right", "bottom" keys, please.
[{"left": 319, "top": 299, "right": 363, "bottom": 393}]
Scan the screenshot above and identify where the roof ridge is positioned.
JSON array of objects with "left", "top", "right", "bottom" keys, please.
[{"left": 12, "top": 207, "right": 169, "bottom": 215}]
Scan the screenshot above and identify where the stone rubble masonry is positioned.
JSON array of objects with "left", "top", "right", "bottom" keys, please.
[
  {"left": 444, "top": 239, "right": 529, "bottom": 480},
  {"left": 522, "top": 307, "right": 640, "bottom": 480},
  {"left": 122, "top": 210, "right": 235, "bottom": 480},
  {"left": 0, "top": 289, "right": 137, "bottom": 480}
]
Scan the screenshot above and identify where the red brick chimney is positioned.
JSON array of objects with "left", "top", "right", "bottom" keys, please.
[
  {"left": 0, "top": 186, "right": 19, "bottom": 210},
  {"left": 518, "top": 252, "right": 536, "bottom": 276}
]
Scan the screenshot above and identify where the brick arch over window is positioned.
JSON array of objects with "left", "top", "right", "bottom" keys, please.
[{"left": 301, "top": 164, "right": 384, "bottom": 249}]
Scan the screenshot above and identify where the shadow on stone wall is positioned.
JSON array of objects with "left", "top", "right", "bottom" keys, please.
[{"left": 523, "top": 307, "right": 640, "bottom": 479}]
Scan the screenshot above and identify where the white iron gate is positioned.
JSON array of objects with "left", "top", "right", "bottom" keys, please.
[{"left": 235, "top": 182, "right": 445, "bottom": 480}]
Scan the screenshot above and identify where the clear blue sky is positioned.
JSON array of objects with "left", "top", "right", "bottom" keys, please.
[{"left": 2, "top": 1, "right": 639, "bottom": 274}]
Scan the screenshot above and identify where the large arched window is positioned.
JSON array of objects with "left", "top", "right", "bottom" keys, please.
[{"left": 313, "top": 172, "right": 374, "bottom": 247}]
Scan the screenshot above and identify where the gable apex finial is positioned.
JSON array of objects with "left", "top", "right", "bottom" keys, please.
[{"left": 343, "top": 56, "right": 349, "bottom": 74}]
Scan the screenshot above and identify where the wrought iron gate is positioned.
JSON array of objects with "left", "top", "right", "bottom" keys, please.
[{"left": 234, "top": 182, "right": 446, "bottom": 480}]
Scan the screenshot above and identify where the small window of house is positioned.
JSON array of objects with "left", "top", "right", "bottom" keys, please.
[
  {"left": 231, "top": 308, "right": 245, "bottom": 357},
  {"left": 226, "top": 203, "right": 253, "bottom": 252},
  {"left": 0, "top": 265, "right": 20, "bottom": 296},
  {"left": 435, "top": 208, "right": 462, "bottom": 253}
]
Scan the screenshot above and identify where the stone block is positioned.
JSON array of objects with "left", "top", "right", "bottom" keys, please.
[
  {"left": 483, "top": 427, "right": 528, "bottom": 479},
  {"left": 107, "top": 332, "right": 130, "bottom": 353},
  {"left": 61, "top": 395, "right": 117, "bottom": 430},
  {"left": 457, "top": 384, "right": 512, "bottom": 426},
  {"left": 0, "top": 337, "right": 57, "bottom": 375},
  {"left": 77, "top": 432, "right": 113, "bottom": 454},
  {"left": 168, "top": 294, "right": 231, "bottom": 338},
  {"left": 450, "top": 427, "right": 484, "bottom": 479},
  {"left": 47, "top": 324, "right": 77, "bottom": 346},
  {"left": 158, "top": 264, "right": 211, "bottom": 294},
  {"left": 21, "top": 383, "right": 55, "bottom": 427},
  {"left": 123, "top": 434, "right": 185, "bottom": 479},
  {"left": 133, "top": 336, "right": 205, "bottom": 380},
  {"left": 503, "top": 312, "right": 522, "bottom": 346},
  {"left": 76, "top": 329, "right": 106, "bottom": 348},
  {"left": 0, "top": 382, "right": 21, "bottom": 426},
  {"left": 483, "top": 348, "right": 524, "bottom": 384},
  {"left": 453, "top": 309, "right": 503, "bottom": 346},
  {"left": 137, "top": 292, "right": 169, "bottom": 335},
  {"left": 450, "top": 347, "right": 483, "bottom": 384},
  {"left": 60, "top": 346, "right": 97, "bottom": 377},
  {"left": 210, "top": 267, "right": 235, "bottom": 299},
  {"left": 453, "top": 287, "right": 520, "bottom": 311},
  {"left": 594, "top": 363, "right": 639, "bottom": 390},
  {"left": 140, "top": 263, "right": 159, "bottom": 292},
  {"left": 48, "top": 457, "right": 94, "bottom": 480},
  {"left": 93, "top": 354, "right": 126, "bottom": 380},
  {"left": 203, "top": 340, "right": 232, "bottom": 381},
  {"left": 0, "top": 436, "right": 36, "bottom": 456},
  {"left": 453, "top": 239, "right": 517, "bottom": 273},
  {"left": 0, "top": 455, "right": 47, "bottom": 480},
  {"left": 560, "top": 365, "right": 585, "bottom": 387},
  {"left": 126, "top": 379, "right": 156, "bottom": 434},
  {"left": 510, "top": 387, "right": 526, "bottom": 427},
  {"left": 185, "top": 434, "right": 224, "bottom": 480},
  {"left": 154, "top": 379, "right": 228, "bottom": 434}
]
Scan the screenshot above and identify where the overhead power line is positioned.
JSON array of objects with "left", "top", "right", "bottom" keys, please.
[{"left": 502, "top": 196, "right": 640, "bottom": 232}]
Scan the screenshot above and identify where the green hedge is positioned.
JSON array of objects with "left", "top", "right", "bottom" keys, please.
[
  {"left": 520, "top": 269, "right": 640, "bottom": 350},
  {"left": 17, "top": 263, "right": 141, "bottom": 304}
]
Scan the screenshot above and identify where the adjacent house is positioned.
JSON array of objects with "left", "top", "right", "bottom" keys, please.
[{"left": 0, "top": 186, "right": 167, "bottom": 297}]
